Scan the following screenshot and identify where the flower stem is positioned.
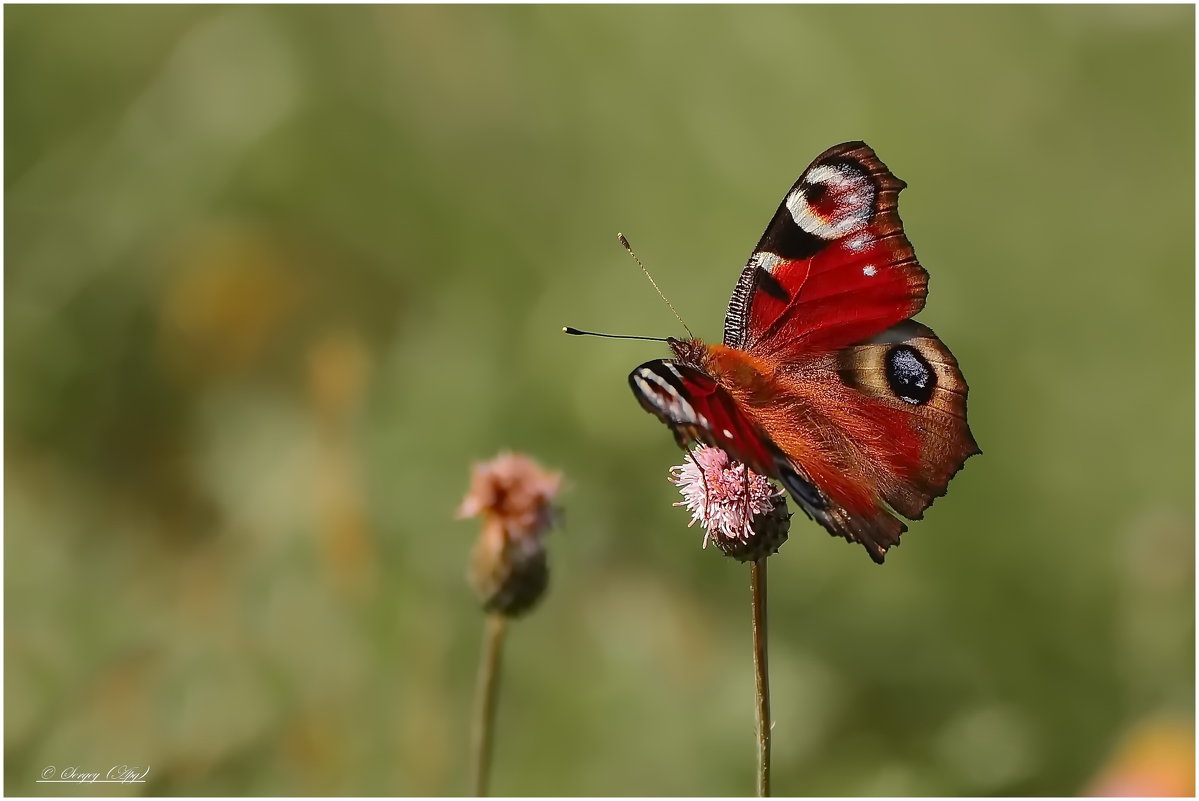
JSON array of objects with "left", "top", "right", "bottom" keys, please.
[
  {"left": 750, "top": 558, "right": 771, "bottom": 796},
  {"left": 471, "top": 613, "right": 507, "bottom": 796}
]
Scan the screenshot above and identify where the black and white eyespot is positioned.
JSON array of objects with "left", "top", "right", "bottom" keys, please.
[
  {"left": 784, "top": 160, "right": 877, "bottom": 241},
  {"left": 885, "top": 345, "right": 935, "bottom": 405}
]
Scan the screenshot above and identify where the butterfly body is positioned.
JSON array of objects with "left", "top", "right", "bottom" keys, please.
[{"left": 630, "top": 142, "right": 979, "bottom": 563}]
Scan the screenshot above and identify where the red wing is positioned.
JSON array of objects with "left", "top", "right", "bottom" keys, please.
[
  {"left": 629, "top": 359, "right": 776, "bottom": 472},
  {"left": 628, "top": 360, "right": 826, "bottom": 511},
  {"left": 723, "top": 141, "right": 927, "bottom": 359}
]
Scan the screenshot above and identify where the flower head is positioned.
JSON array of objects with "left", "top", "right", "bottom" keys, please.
[
  {"left": 670, "top": 445, "right": 790, "bottom": 561},
  {"left": 457, "top": 452, "right": 562, "bottom": 616},
  {"left": 457, "top": 451, "right": 562, "bottom": 536}
]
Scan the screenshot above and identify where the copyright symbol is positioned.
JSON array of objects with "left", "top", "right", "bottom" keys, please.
[{"left": 41, "top": 766, "right": 55, "bottom": 779}]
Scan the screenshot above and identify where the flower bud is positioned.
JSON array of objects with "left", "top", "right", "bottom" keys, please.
[
  {"left": 457, "top": 452, "right": 561, "bottom": 616},
  {"left": 469, "top": 519, "right": 549, "bottom": 616}
]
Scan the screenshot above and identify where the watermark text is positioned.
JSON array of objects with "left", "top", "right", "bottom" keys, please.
[{"left": 39, "top": 765, "right": 149, "bottom": 784}]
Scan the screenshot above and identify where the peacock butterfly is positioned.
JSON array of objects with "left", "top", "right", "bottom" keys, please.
[{"left": 627, "top": 142, "right": 979, "bottom": 563}]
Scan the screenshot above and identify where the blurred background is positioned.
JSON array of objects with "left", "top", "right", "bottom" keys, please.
[{"left": 5, "top": 4, "right": 1194, "bottom": 796}]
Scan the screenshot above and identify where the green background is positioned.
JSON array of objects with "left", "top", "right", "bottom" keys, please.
[{"left": 5, "top": 4, "right": 1194, "bottom": 796}]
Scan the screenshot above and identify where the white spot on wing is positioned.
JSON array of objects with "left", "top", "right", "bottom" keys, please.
[
  {"left": 722, "top": 429, "right": 734, "bottom": 439},
  {"left": 863, "top": 265, "right": 877, "bottom": 277}
]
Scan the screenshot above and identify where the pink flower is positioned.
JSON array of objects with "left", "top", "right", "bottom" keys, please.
[
  {"left": 669, "top": 445, "right": 790, "bottom": 561},
  {"left": 457, "top": 451, "right": 562, "bottom": 539}
]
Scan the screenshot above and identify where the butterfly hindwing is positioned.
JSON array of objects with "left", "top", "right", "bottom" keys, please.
[
  {"left": 731, "top": 320, "right": 979, "bottom": 562},
  {"left": 834, "top": 320, "right": 980, "bottom": 522}
]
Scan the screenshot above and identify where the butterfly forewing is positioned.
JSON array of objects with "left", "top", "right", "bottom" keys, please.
[
  {"left": 629, "top": 360, "right": 777, "bottom": 474},
  {"left": 629, "top": 359, "right": 829, "bottom": 514},
  {"left": 724, "top": 142, "right": 927, "bottom": 356}
]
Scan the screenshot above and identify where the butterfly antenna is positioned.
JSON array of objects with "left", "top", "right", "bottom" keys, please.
[
  {"left": 562, "top": 327, "right": 667, "bottom": 342},
  {"left": 618, "top": 233, "right": 695, "bottom": 340}
]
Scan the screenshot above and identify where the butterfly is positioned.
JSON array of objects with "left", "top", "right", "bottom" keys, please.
[{"left": 628, "top": 141, "right": 979, "bottom": 563}]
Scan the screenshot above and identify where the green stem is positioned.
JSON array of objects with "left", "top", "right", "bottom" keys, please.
[
  {"left": 750, "top": 558, "right": 771, "bottom": 796},
  {"left": 470, "top": 613, "right": 507, "bottom": 796}
]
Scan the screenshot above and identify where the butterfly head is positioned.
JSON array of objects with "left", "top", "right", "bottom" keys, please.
[{"left": 667, "top": 336, "right": 707, "bottom": 367}]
